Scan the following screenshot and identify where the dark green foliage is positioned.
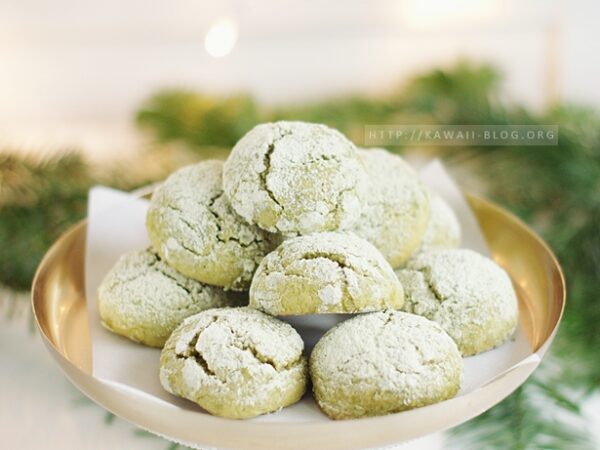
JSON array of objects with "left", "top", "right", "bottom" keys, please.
[
  {"left": 0, "top": 153, "right": 94, "bottom": 290},
  {"left": 0, "top": 152, "right": 152, "bottom": 290},
  {"left": 398, "top": 60, "right": 507, "bottom": 124},
  {"left": 450, "top": 369, "right": 595, "bottom": 450},
  {"left": 136, "top": 90, "right": 261, "bottom": 149},
  {"left": 104, "top": 412, "right": 115, "bottom": 425}
]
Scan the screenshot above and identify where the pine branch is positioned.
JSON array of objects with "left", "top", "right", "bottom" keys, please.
[
  {"left": 0, "top": 153, "right": 96, "bottom": 290},
  {"left": 449, "top": 356, "right": 595, "bottom": 450},
  {"left": 0, "top": 151, "right": 175, "bottom": 291},
  {"left": 135, "top": 90, "right": 260, "bottom": 150}
]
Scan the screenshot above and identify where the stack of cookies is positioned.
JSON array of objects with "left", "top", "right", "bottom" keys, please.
[{"left": 98, "top": 121, "right": 519, "bottom": 420}]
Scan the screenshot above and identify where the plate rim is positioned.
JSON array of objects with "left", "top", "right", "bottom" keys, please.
[{"left": 30, "top": 193, "right": 566, "bottom": 449}]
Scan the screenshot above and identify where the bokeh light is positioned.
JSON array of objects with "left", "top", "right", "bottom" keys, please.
[{"left": 204, "top": 18, "right": 238, "bottom": 58}]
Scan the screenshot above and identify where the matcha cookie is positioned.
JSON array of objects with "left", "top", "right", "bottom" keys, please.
[
  {"left": 98, "top": 248, "right": 243, "bottom": 348},
  {"left": 353, "top": 149, "right": 430, "bottom": 268},
  {"left": 396, "top": 249, "right": 519, "bottom": 356},
  {"left": 146, "top": 160, "right": 277, "bottom": 290},
  {"left": 249, "top": 232, "right": 404, "bottom": 315},
  {"left": 310, "top": 310, "right": 463, "bottom": 420},
  {"left": 411, "top": 194, "right": 461, "bottom": 257},
  {"left": 223, "top": 121, "right": 367, "bottom": 235},
  {"left": 159, "top": 307, "right": 308, "bottom": 419}
]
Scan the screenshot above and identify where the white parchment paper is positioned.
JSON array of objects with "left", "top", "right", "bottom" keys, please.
[{"left": 84, "top": 159, "right": 537, "bottom": 423}]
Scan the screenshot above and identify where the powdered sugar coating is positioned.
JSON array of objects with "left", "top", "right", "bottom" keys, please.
[
  {"left": 352, "top": 149, "right": 430, "bottom": 268},
  {"left": 410, "top": 194, "right": 461, "bottom": 258},
  {"left": 146, "top": 160, "right": 277, "bottom": 290},
  {"left": 222, "top": 121, "right": 367, "bottom": 235},
  {"left": 98, "top": 248, "right": 243, "bottom": 348},
  {"left": 310, "top": 310, "right": 462, "bottom": 420},
  {"left": 396, "top": 249, "right": 519, "bottom": 356},
  {"left": 249, "top": 232, "right": 404, "bottom": 315},
  {"left": 159, "top": 307, "right": 308, "bottom": 419}
]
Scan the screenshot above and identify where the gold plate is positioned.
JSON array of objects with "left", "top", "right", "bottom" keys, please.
[{"left": 31, "top": 194, "right": 564, "bottom": 450}]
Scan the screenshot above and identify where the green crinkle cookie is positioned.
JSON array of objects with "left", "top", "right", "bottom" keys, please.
[
  {"left": 223, "top": 121, "right": 368, "bottom": 235},
  {"left": 310, "top": 310, "right": 463, "bottom": 420},
  {"left": 249, "top": 232, "right": 404, "bottom": 315},
  {"left": 159, "top": 307, "right": 308, "bottom": 419},
  {"left": 98, "top": 248, "right": 244, "bottom": 348},
  {"left": 146, "top": 160, "right": 277, "bottom": 290},
  {"left": 396, "top": 249, "right": 519, "bottom": 356},
  {"left": 352, "top": 149, "right": 430, "bottom": 268},
  {"left": 409, "top": 193, "right": 461, "bottom": 260}
]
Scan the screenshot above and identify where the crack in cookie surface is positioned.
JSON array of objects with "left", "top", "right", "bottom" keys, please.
[
  {"left": 223, "top": 121, "right": 367, "bottom": 235},
  {"left": 160, "top": 308, "right": 308, "bottom": 419},
  {"left": 309, "top": 310, "right": 463, "bottom": 419},
  {"left": 147, "top": 160, "right": 275, "bottom": 289},
  {"left": 249, "top": 232, "right": 404, "bottom": 314},
  {"left": 258, "top": 125, "right": 291, "bottom": 215}
]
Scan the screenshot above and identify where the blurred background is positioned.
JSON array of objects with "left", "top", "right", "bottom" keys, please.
[{"left": 1, "top": 1, "right": 600, "bottom": 449}]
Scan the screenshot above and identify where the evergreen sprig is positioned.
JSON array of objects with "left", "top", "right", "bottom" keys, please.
[
  {"left": 449, "top": 372, "right": 595, "bottom": 450},
  {"left": 0, "top": 152, "right": 95, "bottom": 290},
  {"left": 136, "top": 90, "right": 260, "bottom": 149},
  {"left": 0, "top": 152, "right": 157, "bottom": 291}
]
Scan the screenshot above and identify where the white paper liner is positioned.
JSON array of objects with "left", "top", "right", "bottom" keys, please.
[{"left": 84, "top": 159, "right": 537, "bottom": 424}]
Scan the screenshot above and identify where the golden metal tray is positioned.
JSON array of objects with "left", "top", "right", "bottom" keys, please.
[{"left": 31, "top": 195, "right": 564, "bottom": 450}]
